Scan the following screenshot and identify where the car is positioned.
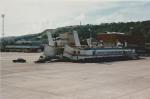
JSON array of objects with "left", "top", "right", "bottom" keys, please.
[{"left": 12, "top": 58, "right": 26, "bottom": 63}]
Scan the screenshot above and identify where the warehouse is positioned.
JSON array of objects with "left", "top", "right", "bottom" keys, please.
[{"left": 5, "top": 45, "right": 43, "bottom": 52}]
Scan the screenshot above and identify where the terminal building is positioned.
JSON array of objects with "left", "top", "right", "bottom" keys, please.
[{"left": 5, "top": 40, "right": 44, "bottom": 52}]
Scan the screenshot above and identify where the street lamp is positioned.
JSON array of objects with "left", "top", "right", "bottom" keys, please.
[
  {"left": 1, "top": 14, "right": 5, "bottom": 51},
  {"left": 1, "top": 14, "right": 5, "bottom": 41},
  {"left": 88, "top": 28, "right": 92, "bottom": 48}
]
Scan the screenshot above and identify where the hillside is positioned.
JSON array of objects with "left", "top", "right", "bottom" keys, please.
[{"left": 14, "top": 20, "right": 150, "bottom": 43}]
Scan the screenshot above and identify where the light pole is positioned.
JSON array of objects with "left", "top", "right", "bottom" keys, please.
[
  {"left": 1, "top": 14, "right": 5, "bottom": 41},
  {"left": 88, "top": 28, "right": 92, "bottom": 48},
  {"left": 1, "top": 14, "right": 5, "bottom": 51}
]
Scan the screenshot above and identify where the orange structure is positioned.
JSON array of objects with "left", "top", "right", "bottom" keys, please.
[{"left": 96, "top": 33, "right": 145, "bottom": 48}]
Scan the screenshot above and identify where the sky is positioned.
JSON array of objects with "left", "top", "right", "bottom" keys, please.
[{"left": 0, "top": 0, "right": 150, "bottom": 37}]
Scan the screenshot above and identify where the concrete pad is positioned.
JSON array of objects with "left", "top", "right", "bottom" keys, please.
[{"left": 0, "top": 52, "right": 150, "bottom": 99}]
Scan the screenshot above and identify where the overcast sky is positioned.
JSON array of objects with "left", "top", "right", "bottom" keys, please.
[{"left": 0, "top": 0, "right": 150, "bottom": 37}]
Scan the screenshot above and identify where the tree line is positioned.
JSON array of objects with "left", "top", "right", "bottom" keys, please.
[{"left": 53, "top": 20, "right": 150, "bottom": 43}]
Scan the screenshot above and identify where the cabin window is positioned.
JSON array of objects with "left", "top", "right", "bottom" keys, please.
[
  {"left": 78, "top": 51, "right": 80, "bottom": 54},
  {"left": 73, "top": 51, "right": 76, "bottom": 55},
  {"left": 93, "top": 51, "right": 96, "bottom": 55}
]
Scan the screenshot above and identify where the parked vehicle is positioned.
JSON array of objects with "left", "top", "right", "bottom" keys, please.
[{"left": 13, "top": 58, "right": 26, "bottom": 63}]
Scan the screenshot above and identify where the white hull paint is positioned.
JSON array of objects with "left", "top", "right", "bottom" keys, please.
[
  {"left": 43, "top": 45, "right": 56, "bottom": 57},
  {"left": 63, "top": 45, "right": 137, "bottom": 61}
]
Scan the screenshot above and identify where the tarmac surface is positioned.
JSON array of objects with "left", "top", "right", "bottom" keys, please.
[{"left": 0, "top": 52, "right": 150, "bottom": 99}]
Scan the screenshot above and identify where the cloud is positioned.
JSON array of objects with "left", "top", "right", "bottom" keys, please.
[
  {"left": 96, "top": 1, "right": 150, "bottom": 23},
  {"left": 0, "top": 0, "right": 150, "bottom": 37}
]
